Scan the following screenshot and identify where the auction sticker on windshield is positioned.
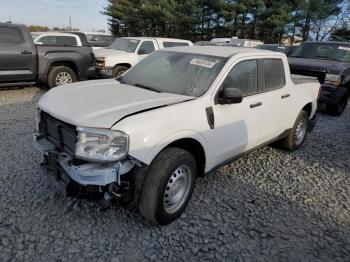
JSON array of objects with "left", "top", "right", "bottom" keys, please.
[{"left": 190, "top": 58, "right": 216, "bottom": 69}]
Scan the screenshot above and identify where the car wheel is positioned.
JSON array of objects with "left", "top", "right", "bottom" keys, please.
[
  {"left": 48, "top": 66, "right": 77, "bottom": 88},
  {"left": 112, "top": 66, "right": 128, "bottom": 78},
  {"left": 281, "top": 110, "right": 309, "bottom": 151},
  {"left": 138, "top": 147, "right": 197, "bottom": 225}
]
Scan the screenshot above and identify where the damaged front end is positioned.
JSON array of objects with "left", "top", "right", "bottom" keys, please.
[{"left": 33, "top": 111, "right": 140, "bottom": 206}]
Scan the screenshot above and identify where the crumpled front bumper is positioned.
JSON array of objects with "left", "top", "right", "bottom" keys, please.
[{"left": 33, "top": 133, "right": 134, "bottom": 187}]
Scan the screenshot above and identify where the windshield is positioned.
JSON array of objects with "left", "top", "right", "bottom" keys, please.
[
  {"left": 291, "top": 43, "right": 350, "bottom": 62},
  {"left": 120, "top": 51, "right": 227, "bottom": 97},
  {"left": 108, "top": 38, "right": 140, "bottom": 53}
]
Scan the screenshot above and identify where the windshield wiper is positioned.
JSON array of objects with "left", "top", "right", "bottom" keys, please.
[{"left": 134, "top": 83, "right": 161, "bottom": 93}]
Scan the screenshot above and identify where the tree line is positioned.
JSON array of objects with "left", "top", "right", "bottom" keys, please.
[{"left": 104, "top": 0, "right": 350, "bottom": 43}]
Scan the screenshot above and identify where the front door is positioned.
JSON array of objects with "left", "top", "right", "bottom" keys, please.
[
  {"left": 211, "top": 59, "right": 265, "bottom": 165},
  {"left": 136, "top": 40, "right": 156, "bottom": 63}
]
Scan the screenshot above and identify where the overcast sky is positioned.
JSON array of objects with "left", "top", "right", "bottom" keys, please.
[{"left": 0, "top": 0, "right": 109, "bottom": 32}]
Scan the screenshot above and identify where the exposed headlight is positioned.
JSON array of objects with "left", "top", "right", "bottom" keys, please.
[
  {"left": 96, "top": 57, "right": 106, "bottom": 67},
  {"left": 75, "top": 127, "right": 129, "bottom": 162},
  {"left": 325, "top": 73, "right": 341, "bottom": 86}
]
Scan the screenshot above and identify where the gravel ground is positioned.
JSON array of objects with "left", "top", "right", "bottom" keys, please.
[{"left": 0, "top": 86, "right": 349, "bottom": 262}]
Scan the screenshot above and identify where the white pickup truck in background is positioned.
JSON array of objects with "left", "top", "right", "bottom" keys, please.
[
  {"left": 34, "top": 46, "right": 319, "bottom": 225},
  {"left": 94, "top": 37, "right": 193, "bottom": 78}
]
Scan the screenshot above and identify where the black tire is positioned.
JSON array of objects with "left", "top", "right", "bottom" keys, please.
[
  {"left": 112, "top": 65, "right": 128, "bottom": 78},
  {"left": 138, "top": 147, "right": 197, "bottom": 225},
  {"left": 326, "top": 98, "right": 347, "bottom": 116},
  {"left": 281, "top": 110, "right": 309, "bottom": 151},
  {"left": 47, "top": 66, "right": 77, "bottom": 88}
]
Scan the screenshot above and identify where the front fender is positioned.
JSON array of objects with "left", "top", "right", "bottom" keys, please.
[{"left": 130, "top": 130, "right": 208, "bottom": 166}]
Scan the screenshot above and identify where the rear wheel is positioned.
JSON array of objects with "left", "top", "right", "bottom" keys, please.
[
  {"left": 281, "top": 110, "right": 309, "bottom": 151},
  {"left": 138, "top": 147, "right": 197, "bottom": 225},
  {"left": 112, "top": 65, "right": 128, "bottom": 78},
  {"left": 48, "top": 66, "right": 77, "bottom": 88}
]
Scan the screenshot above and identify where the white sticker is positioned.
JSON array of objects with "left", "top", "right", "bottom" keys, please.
[
  {"left": 338, "top": 46, "right": 350, "bottom": 51},
  {"left": 277, "top": 46, "right": 286, "bottom": 49},
  {"left": 190, "top": 58, "right": 216, "bottom": 68}
]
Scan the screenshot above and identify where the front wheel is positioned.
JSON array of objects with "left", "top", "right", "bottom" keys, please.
[
  {"left": 281, "top": 110, "right": 309, "bottom": 151},
  {"left": 138, "top": 147, "right": 197, "bottom": 225},
  {"left": 112, "top": 65, "right": 128, "bottom": 78}
]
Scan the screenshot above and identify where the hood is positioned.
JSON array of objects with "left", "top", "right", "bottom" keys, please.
[
  {"left": 288, "top": 57, "right": 350, "bottom": 75},
  {"left": 38, "top": 79, "right": 194, "bottom": 129},
  {"left": 94, "top": 48, "right": 128, "bottom": 57}
]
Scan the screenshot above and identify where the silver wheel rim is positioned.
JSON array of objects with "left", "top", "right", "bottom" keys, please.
[
  {"left": 115, "top": 69, "right": 125, "bottom": 78},
  {"left": 163, "top": 165, "right": 192, "bottom": 214},
  {"left": 295, "top": 117, "right": 307, "bottom": 145},
  {"left": 55, "top": 72, "right": 73, "bottom": 86}
]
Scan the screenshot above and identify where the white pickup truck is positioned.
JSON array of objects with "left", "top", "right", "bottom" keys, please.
[
  {"left": 34, "top": 46, "right": 319, "bottom": 225},
  {"left": 94, "top": 37, "right": 193, "bottom": 78}
]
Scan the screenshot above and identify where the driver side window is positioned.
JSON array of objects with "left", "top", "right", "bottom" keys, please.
[
  {"left": 138, "top": 41, "right": 155, "bottom": 55},
  {"left": 222, "top": 60, "right": 257, "bottom": 96}
]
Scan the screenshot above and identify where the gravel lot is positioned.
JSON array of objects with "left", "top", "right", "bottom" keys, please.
[{"left": 0, "top": 86, "right": 349, "bottom": 261}]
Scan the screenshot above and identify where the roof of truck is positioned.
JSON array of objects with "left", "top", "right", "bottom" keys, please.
[{"left": 161, "top": 45, "right": 274, "bottom": 58}]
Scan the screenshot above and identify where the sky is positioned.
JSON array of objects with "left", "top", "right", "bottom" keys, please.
[{"left": 0, "top": 0, "right": 109, "bottom": 32}]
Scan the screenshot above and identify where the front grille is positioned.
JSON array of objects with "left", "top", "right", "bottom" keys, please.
[{"left": 39, "top": 111, "right": 77, "bottom": 155}]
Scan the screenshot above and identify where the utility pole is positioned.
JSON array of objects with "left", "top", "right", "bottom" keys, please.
[{"left": 69, "top": 16, "right": 72, "bottom": 31}]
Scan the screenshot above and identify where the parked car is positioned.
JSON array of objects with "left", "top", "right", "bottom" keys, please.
[
  {"left": 256, "top": 44, "right": 297, "bottom": 56},
  {"left": 289, "top": 41, "right": 350, "bottom": 116},
  {"left": 0, "top": 23, "right": 96, "bottom": 88},
  {"left": 33, "top": 32, "right": 83, "bottom": 46},
  {"left": 83, "top": 32, "right": 115, "bottom": 49},
  {"left": 34, "top": 46, "right": 319, "bottom": 225},
  {"left": 94, "top": 37, "right": 193, "bottom": 78}
]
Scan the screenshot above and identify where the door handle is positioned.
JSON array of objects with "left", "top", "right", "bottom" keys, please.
[
  {"left": 281, "top": 94, "right": 290, "bottom": 99},
  {"left": 21, "top": 50, "right": 32, "bottom": 55},
  {"left": 250, "top": 102, "right": 262, "bottom": 108}
]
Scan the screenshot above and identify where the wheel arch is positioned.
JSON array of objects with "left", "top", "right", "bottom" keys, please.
[
  {"left": 48, "top": 60, "right": 78, "bottom": 76},
  {"left": 302, "top": 102, "right": 313, "bottom": 118},
  {"left": 165, "top": 138, "right": 206, "bottom": 177},
  {"left": 114, "top": 63, "right": 132, "bottom": 69}
]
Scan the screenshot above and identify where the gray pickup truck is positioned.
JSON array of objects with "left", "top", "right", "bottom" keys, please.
[{"left": 0, "top": 23, "right": 95, "bottom": 88}]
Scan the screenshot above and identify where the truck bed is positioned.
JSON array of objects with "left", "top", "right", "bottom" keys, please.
[{"left": 291, "top": 74, "right": 319, "bottom": 85}]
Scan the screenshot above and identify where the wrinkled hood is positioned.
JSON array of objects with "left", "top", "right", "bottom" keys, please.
[
  {"left": 94, "top": 48, "right": 128, "bottom": 57},
  {"left": 38, "top": 79, "right": 194, "bottom": 128},
  {"left": 288, "top": 57, "right": 350, "bottom": 75}
]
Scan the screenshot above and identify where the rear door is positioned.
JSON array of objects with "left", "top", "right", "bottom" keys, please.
[
  {"left": 257, "top": 58, "right": 292, "bottom": 142},
  {"left": 0, "top": 25, "right": 36, "bottom": 83}
]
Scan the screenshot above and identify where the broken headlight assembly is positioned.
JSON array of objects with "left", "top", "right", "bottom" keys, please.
[{"left": 75, "top": 127, "right": 129, "bottom": 162}]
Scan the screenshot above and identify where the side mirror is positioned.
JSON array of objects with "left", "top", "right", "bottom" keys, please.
[
  {"left": 138, "top": 49, "right": 148, "bottom": 55},
  {"left": 218, "top": 87, "right": 243, "bottom": 104}
]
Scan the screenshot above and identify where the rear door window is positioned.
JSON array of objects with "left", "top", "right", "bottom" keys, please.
[
  {"left": 163, "top": 42, "right": 189, "bottom": 48},
  {"left": 0, "top": 26, "right": 24, "bottom": 45},
  {"left": 38, "top": 36, "right": 56, "bottom": 45},
  {"left": 57, "top": 36, "right": 77, "bottom": 46},
  {"left": 263, "top": 59, "right": 286, "bottom": 91}
]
